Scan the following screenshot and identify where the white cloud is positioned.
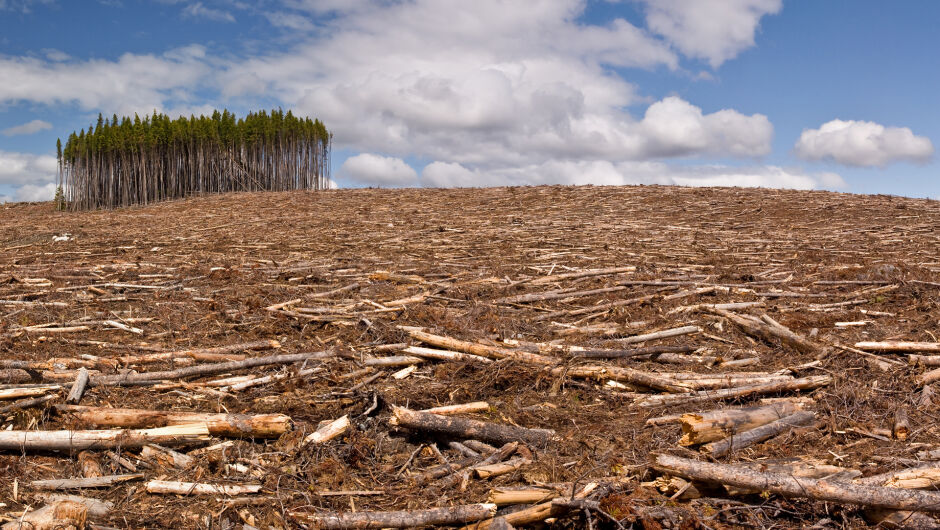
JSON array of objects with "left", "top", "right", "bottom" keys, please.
[
  {"left": 421, "top": 160, "right": 844, "bottom": 191},
  {"left": 0, "top": 150, "right": 57, "bottom": 186},
  {"left": 14, "top": 182, "right": 56, "bottom": 202},
  {"left": 2, "top": 119, "right": 52, "bottom": 136},
  {"left": 640, "top": 0, "right": 782, "bottom": 67},
  {"left": 181, "top": 2, "right": 235, "bottom": 23},
  {"left": 0, "top": 195, "right": 13, "bottom": 204},
  {"left": 794, "top": 119, "right": 934, "bottom": 167},
  {"left": 42, "top": 49, "right": 70, "bottom": 62},
  {"left": 0, "top": 45, "right": 209, "bottom": 115},
  {"left": 265, "top": 11, "right": 315, "bottom": 31},
  {"left": 220, "top": 0, "right": 769, "bottom": 172},
  {"left": 339, "top": 153, "right": 419, "bottom": 187}
]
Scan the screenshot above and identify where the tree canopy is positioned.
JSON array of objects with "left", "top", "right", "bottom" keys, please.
[{"left": 59, "top": 109, "right": 331, "bottom": 210}]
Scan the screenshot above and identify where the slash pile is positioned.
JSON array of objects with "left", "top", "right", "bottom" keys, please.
[{"left": 0, "top": 185, "right": 938, "bottom": 529}]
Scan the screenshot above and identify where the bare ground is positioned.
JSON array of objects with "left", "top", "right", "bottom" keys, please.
[{"left": 0, "top": 185, "right": 938, "bottom": 529}]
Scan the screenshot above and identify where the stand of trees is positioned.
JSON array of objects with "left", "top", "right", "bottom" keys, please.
[{"left": 58, "top": 109, "right": 331, "bottom": 210}]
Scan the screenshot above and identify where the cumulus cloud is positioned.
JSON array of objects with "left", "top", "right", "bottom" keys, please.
[
  {"left": 14, "top": 182, "right": 57, "bottom": 202},
  {"left": 0, "top": 0, "right": 806, "bottom": 191},
  {"left": 0, "top": 150, "right": 57, "bottom": 186},
  {"left": 641, "top": 0, "right": 782, "bottom": 67},
  {"left": 794, "top": 119, "right": 934, "bottom": 167},
  {"left": 340, "top": 153, "right": 419, "bottom": 187},
  {"left": 0, "top": 45, "right": 209, "bottom": 115},
  {"left": 421, "top": 160, "right": 844, "bottom": 191},
  {"left": 2, "top": 119, "right": 52, "bottom": 136},
  {"left": 182, "top": 2, "right": 235, "bottom": 22}
]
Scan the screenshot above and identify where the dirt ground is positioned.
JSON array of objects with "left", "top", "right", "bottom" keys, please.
[{"left": 0, "top": 185, "right": 938, "bottom": 529}]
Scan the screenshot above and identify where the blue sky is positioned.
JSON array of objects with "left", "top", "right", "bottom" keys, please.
[{"left": 0, "top": 0, "right": 937, "bottom": 202}]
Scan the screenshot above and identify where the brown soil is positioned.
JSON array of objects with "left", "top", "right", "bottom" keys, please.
[{"left": 0, "top": 185, "right": 938, "bottom": 529}]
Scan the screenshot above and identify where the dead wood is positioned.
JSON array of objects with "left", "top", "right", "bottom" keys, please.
[
  {"left": 654, "top": 454, "right": 940, "bottom": 513},
  {"left": 390, "top": 406, "right": 555, "bottom": 446},
  {"left": 56, "top": 405, "right": 292, "bottom": 438}
]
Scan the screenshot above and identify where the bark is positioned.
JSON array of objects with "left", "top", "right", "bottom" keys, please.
[
  {"left": 0, "top": 501, "right": 87, "bottom": 530},
  {"left": 857, "top": 342, "right": 940, "bottom": 353},
  {"left": 303, "top": 503, "right": 497, "bottom": 529},
  {"left": 679, "top": 401, "right": 807, "bottom": 445},
  {"left": 635, "top": 375, "right": 832, "bottom": 408},
  {"left": 653, "top": 454, "right": 940, "bottom": 512},
  {"left": 701, "top": 411, "right": 816, "bottom": 457},
  {"left": 0, "top": 424, "right": 210, "bottom": 451},
  {"left": 65, "top": 368, "right": 89, "bottom": 404},
  {"left": 391, "top": 406, "right": 555, "bottom": 446},
  {"left": 56, "top": 404, "right": 292, "bottom": 438},
  {"left": 402, "top": 345, "right": 493, "bottom": 364},
  {"left": 91, "top": 351, "right": 333, "bottom": 387},
  {"left": 301, "top": 415, "right": 349, "bottom": 447},
  {"left": 712, "top": 308, "right": 820, "bottom": 355},
  {"left": 145, "top": 480, "right": 262, "bottom": 496},
  {"left": 616, "top": 326, "right": 701, "bottom": 345},
  {"left": 31, "top": 474, "right": 144, "bottom": 490}
]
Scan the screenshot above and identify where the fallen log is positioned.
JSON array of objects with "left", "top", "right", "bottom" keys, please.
[
  {"left": 402, "top": 328, "right": 555, "bottom": 365},
  {"left": 56, "top": 405, "right": 292, "bottom": 438},
  {"left": 701, "top": 411, "right": 816, "bottom": 457},
  {"left": 64, "top": 368, "right": 89, "bottom": 404},
  {"left": 300, "top": 503, "right": 497, "bottom": 529},
  {"left": 570, "top": 345, "right": 696, "bottom": 359},
  {"left": 390, "top": 406, "right": 555, "bottom": 446},
  {"left": 528, "top": 266, "right": 636, "bottom": 285},
  {"left": 711, "top": 309, "right": 819, "bottom": 355},
  {"left": 635, "top": 376, "right": 832, "bottom": 408},
  {"left": 301, "top": 415, "right": 349, "bottom": 447},
  {"left": 145, "top": 480, "right": 262, "bottom": 496},
  {"left": 402, "top": 345, "right": 493, "bottom": 364},
  {"left": 653, "top": 454, "right": 940, "bottom": 513},
  {"left": 0, "top": 423, "right": 210, "bottom": 451},
  {"left": 678, "top": 401, "right": 809, "bottom": 445},
  {"left": 909, "top": 355, "right": 940, "bottom": 367},
  {"left": 0, "top": 500, "right": 87, "bottom": 530},
  {"left": 615, "top": 325, "right": 701, "bottom": 345},
  {"left": 856, "top": 342, "right": 940, "bottom": 353},
  {"left": 91, "top": 351, "right": 333, "bottom": 387},
  {"left": 31, "top": 473, "right": 144, "bottom": 490},
  {"left": 34, "top": 494, "right": 113, "bottom": 519}
]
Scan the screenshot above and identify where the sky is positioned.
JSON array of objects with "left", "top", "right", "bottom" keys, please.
[{"left": 0, "top": 0, "right": 938, "bottom": 203}]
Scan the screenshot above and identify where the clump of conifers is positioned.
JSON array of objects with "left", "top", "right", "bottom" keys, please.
[{"left": 57, "top": 109, "right": 331, "bottom": 210}]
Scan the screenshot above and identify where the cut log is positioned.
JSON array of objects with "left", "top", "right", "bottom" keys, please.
[
  {"left": 31, "top": 474, "right": 144, "bottom": 490},
  {"left": 570, "top": 345, "right": 696, "bottom": 360},
  {"left": 402, "top": 328, "right": 555, "bottom": 365},
  {"left": 615, "top": 325, "right": 701, "bottom": 345},
  {"left": 56, "top": 405, "right": 292, "bottom": 438},
  {"left": 679, "top": 401, "right": 808, "bottom": 446},
  {"left": 402, "top": 345, "right": 493, "bottom": 364},
  {"left": 653, "top": 454, "right": 940, "bottom": 513},
  {"left": 918, "top": 368, "right": 940, "bottom": 386},
  {"left": 0, "top": 500, "right": 87, "bottom": 530},
  {"left": 473, "top": 457, "right": 531, "bottom": 479},
  {"left": 91, "top": 351, "right": 332, "bottom": 387},
  {"left": 487, "top": 487, "right": 557, "bottom": 505},
  {"left": 390, "top": 406, "right": 554, "bottom": 446},
  {"left": 301, "top": 415, "right": 349, "bottom": 447},
  {"left": 145, "top": 480, "right": 262, "bottom": 496},
  {"left": 65, "top": 368, "right": 89, "bottom": 404},
  {"left": 140, "top": 443, "right": 194, "bottom": 469},
  {"left": 0, "top": 423, "right": 210, "bottom": 452},
  {"left": 857, "top": 342, "right": 940, "bottom": 353},
  {"left": 528, "top": 266, "right": 636, "bottom": 285},
  {"left": 421, "top": 402, "right": 490, "bottom": 415},
  {"left": 301, "top": 503, "right": 497, "bottom": 529},
  {"left": 635, "top": 375, "right": 832, "bottom": 408},
  {"left": 0, "top": 385, "right": 61, "bottom": 401},
  {"left": 34, "top": 494, "right": 112, "bottom": 519},
  {"left": 0, "top": 369, "right": 31, "bottom": 384},
  {"left": 894, "top": 409, "right": 911, "bottom": 441},
  {"left": 909, "top": 355, "right": 940, "bottom": 367},
  {"left": 711, "top": 309, "right": 820, "bottom": 355},
  {"left": 701, "top": 411, "right": 816, "bottom": 457}
]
